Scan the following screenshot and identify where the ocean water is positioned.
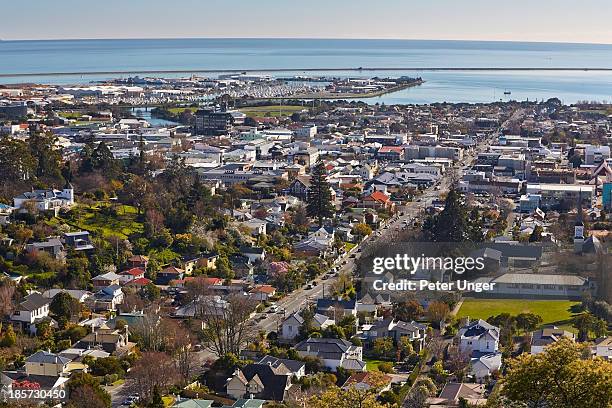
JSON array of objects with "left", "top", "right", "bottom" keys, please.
[{"left": 2, "top": 38, "right": 612, "bottom": 104}]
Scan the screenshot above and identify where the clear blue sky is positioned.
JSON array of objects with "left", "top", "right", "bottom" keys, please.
[{"left": 3, "top": 0, "right": 612, "bottom": 43}]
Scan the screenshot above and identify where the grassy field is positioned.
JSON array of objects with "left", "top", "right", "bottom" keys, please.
[
  {"left": 457, "top": 298, "right": 581, "bottom": 330},
  {"left": 58, "top": 204, "right": 144, "bottom": 239},
  {"left": 239, "top": 105, "right": 305, "bottom": 118},
  {"left": 364, "top": 358, "right": 386, "bottom": 372},
  {"left": 168, "top": 107, "right": 197, "bottom": 114}
]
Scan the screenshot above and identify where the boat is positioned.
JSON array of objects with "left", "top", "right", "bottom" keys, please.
[{"left": 504, "top": 90, "right": 511, "bottom": 95}]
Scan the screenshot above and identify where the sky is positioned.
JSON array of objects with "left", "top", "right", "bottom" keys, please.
[{"left": 2, "top": 0, "right": 612, "bottom": 44}]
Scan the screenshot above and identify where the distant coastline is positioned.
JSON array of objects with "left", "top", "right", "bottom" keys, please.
[{"left": 2, "top": 67, "right": 612, "bottom": 79}]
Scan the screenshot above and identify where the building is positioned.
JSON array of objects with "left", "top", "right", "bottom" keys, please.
[
  {"left": 280, "top": 313, "right": 304, "bottom": 341},
  {"left": 26, "top": 238, "right": 65, "bottom": 259},
  {"left": 458, "top": 320, "right": 500, "bottom": 355},
  {"left": 0, "top": 102, "right": 28, "bottom": 119},
  {"left": 294, "top": 338, "right": 365, "bottom": 372},
  {"left": 469, "top": 352, "right": 502, "bottom": 382},
  {"left": 593, "top": 336, "right": 612, "bottom": 360},
  {"left": 13, "top": 183, "right": 74, "bottom": 213},
  {"left": 226, "top": 363, "right": 292, "bottom": 401},
  {"left": 11, "top": 293, "right": 51, "bottom": 334},
  {"left": 92, "top": 272, "right": 121, "bottom": 290},
  {"left": 476, "top": 273, "right": 593, "bottom": 299},
  {"left": 530, "top": 327, "right": 575, "bottom": 355},
  {"left": 195, "top": 109, "right": 242, "bottom": 136},
  {"left": 427, "top": 383, "right": 487, "bottom": 406},
  {"left": 525, "top": 184, "right": 594, "bottom": 210},
  {"left": 24, "top": 351, "right": 70, "bottom": 377},
  {"left": 584, "top": 145, "right": 611, "bottom": 165}
]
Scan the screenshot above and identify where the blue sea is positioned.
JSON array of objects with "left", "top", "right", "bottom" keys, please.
[{"left": 2, "top": 38, "right": 612, "bottom": 104}]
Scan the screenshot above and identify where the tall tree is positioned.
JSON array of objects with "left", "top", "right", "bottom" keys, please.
[
  {"left": 501, "top": 338, "right": 612, "bottom": 408},
  {"left": 307, "top": 160, "right": 334, "bottom": 226},
  {"left": 422, "top": 188, "right": 483, "bottom": 242}
]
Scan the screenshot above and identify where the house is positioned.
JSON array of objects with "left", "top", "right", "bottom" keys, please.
[
  {"left": 294, "top": 227, "right": 336, "bottom": 258},
  {"left": 361, "top": 191, "right": 395, "bottom": 211},
  {"left": 75, "top": 326, "right": 133, "bottom": 355},
  {"left": 287, "top": 175, "right": 311, "bottom": 200},
  {"left": 11, "top": 292, "right": 51, "bottom": 333},
  {"left": 62, "top": 231, "right": 94, "bottom": 251},
  {"left": 342, "top": 371, "right": 392, "bottom": 393},
  {"left": 118, "top": 268, "right": 145, "bottom": 284},
  {"left": 249, "top": 285, "right": 276, "bottom": 302},
  {"left": 24, "top": 351, "right": 70, "bottom": 377},
  {"left": 240, "top": 246, "right": 266, "bottom": 264},
  {"left": 469, "top": 352, "right": 502, "bottom": 382},
  {"left": 92, "top": 271, "right": 121, "bottom": 290},
  {"left": 173, "top": 399, "right": 213, "bottom": 408},
  {"left": 127, "top": 254, "right": 149, "bottom": 270},
  {"left": 363, "top": 318, "right": 427, "bottom": 346},
  {"left": 427, "top": 382, "right": 487, "bottom": 407},
  {"left": 241, "top": 218, "right": 268, "bottom": 236},
  {"left": 13, "top": 183, "right": 74, "bottom": 213},
  {"left": 593, "top": 336, "right": 612, "bottom": 360},
  {"left": 182, "top": 253, "right": 219, "bottom": 274},
  {"left": 312, "top": 313, "right": 335, "bottom": 330},
  {"left": 42, "top": 289, "right": 92, "bottom": 304},
  {"left": 530, "top": 327, "right": 575, "bottom": 355},
  {"left": 316, "top": 298, "right": 357, "bottom": 318},
  {"left": 0, "top": 371, "right": 69, "bottom": 401},
  {"left": 87, "top": 285, "right": 124, "bottom": 311},
  {"left": 257, "top": 356, "right": 306, "bottom": 379},
  {"left": 458, "top": 319, "right": 500, "bottom": 355},
  {"left": 26, "top": 238, "right": 65, "bottom": 259},
  {"left": 0, "top": 203, "right": 14, "bottom": 226},
  {"left": 125, "top": 277, "right": 153, "bottom": 289},
  {"left": 280, "top": 313, "right": 304, "bottom": 341},
  {"left": 157, "top": 266, "right": 185, "bottom": 285},
  {"left": 294, "top": 337, "right": 365, "bottom": 372},
  {"left": 226, "top": 363, "right": 292, "bottom": 401}
]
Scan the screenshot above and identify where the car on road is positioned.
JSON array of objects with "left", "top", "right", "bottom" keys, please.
[
  {"left": 122, "top": 395, "right": 140, "bottom": 406},
  {"left": 306, "top": 284, "right": 313, "bottom": 290}
]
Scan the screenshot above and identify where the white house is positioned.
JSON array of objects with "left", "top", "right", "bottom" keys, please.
[
  {"left": 13, "top": 183, "right": 74, "bottom": 212},
  {"left": 469, "top": 352, "right": 502, "bottom": 382},
  {"left": 458, "top": 319, "right": 500, "bottom": 355},
  {"left": 280, "top": 313, "right": 304, "bottom": 341},
  {"left": 593, "top": 337, "right": 612, "bottom": 360},
  {"left": 11, "top": 292, "right": 51, "bottom": 334}
]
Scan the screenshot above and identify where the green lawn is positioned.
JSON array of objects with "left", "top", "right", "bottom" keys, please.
[
  {"left": 168, "top": 107, "right": 197, "bottom": 114},
  {"left": 59, "top": 203, "right": 143, "bottom": 239},
  {"left": 239, "top": 105, "right": 304, "bottom": 118},
  {"left": 457, "top": 298, "right": 581, "bottom": 330},
  {"left": 344, "top": 242, "right": 357, "bottom": 252},
  {"left": 364, "top": 358, "right": 389, "bottom": 372}
]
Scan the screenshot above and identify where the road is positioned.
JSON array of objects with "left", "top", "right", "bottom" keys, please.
[{"left": 254, "top": 132, "right": 497, "bottom": 333}]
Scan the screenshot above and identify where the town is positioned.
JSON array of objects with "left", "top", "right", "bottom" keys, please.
[{"left": 0, "top": 79, "right": 610, "bottom": 408}]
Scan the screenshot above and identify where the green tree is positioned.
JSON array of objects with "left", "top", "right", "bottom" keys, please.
[
  {"left": 422, "top": 189, "right": 483, "bottom": 242},
  {"left": 0, "top": 325, "right": 17, "bottom": 347},
  {"left": 67, "top": 372, "right": 111, "bottom": 408},
  {"left": 50, "top": 292, "right": 81, "bottom": 322},
  {"left": 307, "top": 160, "right": 334, "bottom": 226},
  {"left": 351, "top": 223, "right": 372, "bottom": 238},
  {"left": 515, "top": 313, "right": 543, "bottom": 333},
  {"left": 501, "top": 338, "right": 612, "bottom": 408}
]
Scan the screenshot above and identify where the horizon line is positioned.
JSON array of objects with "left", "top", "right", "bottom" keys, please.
[{"left": 2, "top": 36, "right": 612, "bottom": 47}]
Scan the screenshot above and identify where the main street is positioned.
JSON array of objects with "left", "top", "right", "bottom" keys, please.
[{"left": 253, "top": 129, "right": 499, "bottom": 334}]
